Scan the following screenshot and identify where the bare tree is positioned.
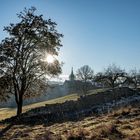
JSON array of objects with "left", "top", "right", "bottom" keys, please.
[
  {"left": 95, "top": 64, "right": 126, "bottom": 88},
  {"left": 0, "top": 7, "right": 63, "bottom": 116},
  {"left": 94, "top": 72, "right": 107, "bottom": 88},
  {"left": 125, "top": 69, "right": 140, "bottom": 89},
  {"left": 76, "top": 65, "right": 94, "bottom": 95}
]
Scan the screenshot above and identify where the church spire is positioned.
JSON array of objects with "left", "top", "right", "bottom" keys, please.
[{"left": 69, "top": 67, "right": 75, "bottom": 81}]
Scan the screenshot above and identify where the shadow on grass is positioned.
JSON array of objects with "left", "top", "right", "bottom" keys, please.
[
  {"left": 0, "top": 122, "right": 14, "bottom": 138},
  {"left": 0, "top": 109, "right": 92, "bottom": 128}
]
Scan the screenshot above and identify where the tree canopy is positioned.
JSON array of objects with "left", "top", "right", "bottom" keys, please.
[{"left": 0, "top": 7, "right": 63, "bottom": 116}]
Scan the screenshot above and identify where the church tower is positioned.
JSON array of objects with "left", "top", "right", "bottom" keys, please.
[{"left": 69, "top": 67, "right": 75, "bottom": 81}]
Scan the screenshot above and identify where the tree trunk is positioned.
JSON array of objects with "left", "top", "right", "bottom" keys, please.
[
  {"left": 111, "top": 81, "right": 115, "bottom": 89},
  {"left": 83, "top": 82, "right": 87, "bottom": 96},
  {"left": 16, "top": 95, "right": 23, "bottom": 116}
]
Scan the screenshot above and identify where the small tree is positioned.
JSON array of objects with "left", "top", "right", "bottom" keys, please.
[
  {"left": 95, "top": 64, "right": 126, "bottom": 88},
  {"left": 76, "top": 65, "right": 94, "bottom": 95},
  {"left": 126, "top": 69, "right": 140, "bottom": 89},
  {"left": 0, "top": 7, "right": 63, "bottom": 116}
]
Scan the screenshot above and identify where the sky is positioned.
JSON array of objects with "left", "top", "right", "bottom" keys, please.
[{"left": 0, "top": 0, "right": 140, "bottom": 80}]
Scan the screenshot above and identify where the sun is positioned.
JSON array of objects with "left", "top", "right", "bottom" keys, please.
[{"left": 46, "top": 54, "right": 55, "bottom": 64}]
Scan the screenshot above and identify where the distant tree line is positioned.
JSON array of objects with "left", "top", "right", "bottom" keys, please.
[{"left": 76, "top": 64, "right": 140, "bottom": 95}]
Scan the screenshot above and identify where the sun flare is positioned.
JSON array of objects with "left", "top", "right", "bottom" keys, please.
[{"left": 46, "top": 54, "right": 55, "bottom": 64}]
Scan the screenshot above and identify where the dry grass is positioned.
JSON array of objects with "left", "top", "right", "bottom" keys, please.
[
  {"left": 0, "top": 88, "right": 139, "bottom": 139},
  {"left": 88, "top": 88, "right": 109, "bottom": 95},
  {"left": 0, "top": 108, "right": 16, "bottom": 121},
  {"left": 0, "top": 105, "right": 140, "bottom": 140},
  {"left": 0, "top": 93, "right": 79, "bottom": 121}
]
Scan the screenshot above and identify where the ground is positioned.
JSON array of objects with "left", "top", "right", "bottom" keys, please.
[
  {"left": 0, "top": 88, "right": 140, "bottom": 140},
  {"left": 0, "top": 104, "right": 140, "bottom": 140}
]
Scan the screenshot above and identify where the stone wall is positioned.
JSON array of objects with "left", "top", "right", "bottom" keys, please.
[
  {"left": 26, "top": 87, "right": 138, "bottom": 116},
  {"left": 80, "top": 87, "right": 136, "bottom": 108}
]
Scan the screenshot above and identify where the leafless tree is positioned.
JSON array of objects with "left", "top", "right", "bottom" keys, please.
[
  {"left": 95, "top": 64, "right": 126, "bottom": 88},
  {"left": 76, "top": 65, "right": 94, "bottom": 95}
]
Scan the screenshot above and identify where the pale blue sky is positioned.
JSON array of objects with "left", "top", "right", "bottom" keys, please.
[{"left": 0, "top": 0, "right": 140, "bottom": 79}]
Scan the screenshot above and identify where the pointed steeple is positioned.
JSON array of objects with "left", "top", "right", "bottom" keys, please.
[{"left": 69, "top": 67, "right": 75, "bottom": 81}]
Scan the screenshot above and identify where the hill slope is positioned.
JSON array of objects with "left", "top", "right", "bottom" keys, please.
[
  {"left": 0, "top": 88, "right": 140, "bottom": 139},
  {"left": 0, "top": 103, "right": 140, "bottom": 140},
  {"left": 0, "top": 93, "right": 79, "bottom": 121},
  {"left": 0, "top": 88, "right": 106, "bottom": 121}
]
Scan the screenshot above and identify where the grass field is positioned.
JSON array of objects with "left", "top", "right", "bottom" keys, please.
[{"left": 0, "top": 93, "right": 79, "bottom": 121}]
